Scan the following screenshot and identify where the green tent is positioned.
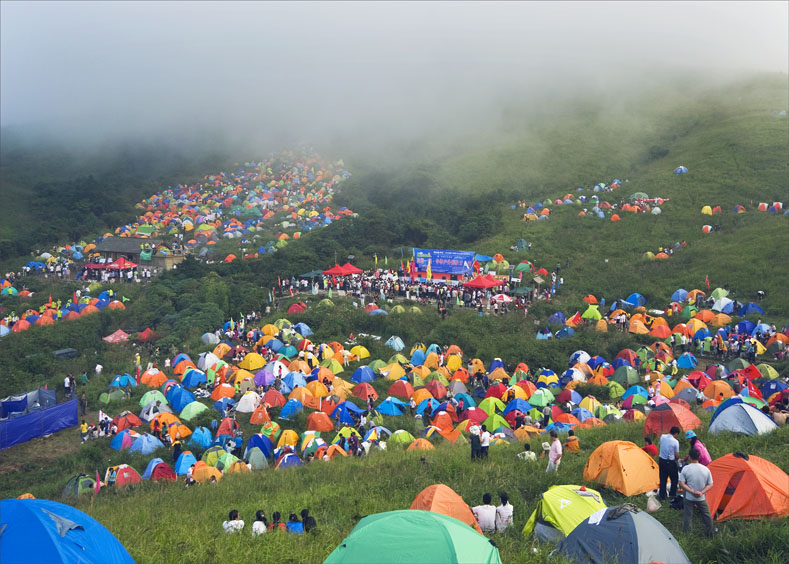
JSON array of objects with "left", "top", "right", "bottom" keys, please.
[
  {"left": 529, "top": 388, "right": 555, "bottom": 407},
  {"left": 179, "top": 401, "right": 208, "bottom": 421},
  {"left": 424, "top": 371, "right": 449, "bottom": 385},
  {"left": 523, "top": 484, "right": 607, "bottom": 541},
  {"left": 317, "top": 298, "right": 335, "bottom": 308},
  {"left": 612, "top": 366, "right": 640, "bottom": 387},
  {"left": 216, "top": 452, "right": 239, "bottom": 471},
  {"left": 605, "top": 381, "right": 626, "bottom": 400},
  {"left": 484, "top": 413, "right": 511, "bottom": 431},
  {"left": 511, "top": 285, "right": 533, "bottom": 295},
  {"left": 206, "top": 360, "right": 229, "bottom": 383},
  {"left": 140, "top": 390, "right": 168, "bottom": 408},
  {"left": 596, "top": 404, "right": 622, "bottom": 419},
  {"left": 324, "top": 510, "right": 502, "bottom": 564},
  {"left": 478, "top": 397, "right": 506, "bottom": 415},
  {"left": 635, "top": 346, "right": 654, "bottom": 362},
  {"left": 202, "top": 446, "right": 227, "bottom": 467},
  {"left": 581, "top": 305, "right": 602, "bottom": 321},
  {"left": 390, "top": 305, "right": 406, "bottom": 314},
  {"left": 246, "top": 447, "right": 269, "bottom": 470},
  {"left": 642, "top": 251, "right": 655, "bottom": 260},
  {"left": 388, "top": 430, "right": 415, "bottom": 445},
  {"left": 299, "top": 270, "right": 324, "bottom": 278},
  {"left": 321, "top": 358, "right": 344, "bottom": 374},
  {"left": 62, "top": 474, "right": 97, "bottom": 498},
  {"left": 409, "top": 306, "right": 422, "bottom": 314},
  {"left": 99, "top": 389, "right": 126, "bottom": 405},
  {"left": 368, "top": 359, "right": 387, "bottom": 374},
  {"left": 388, "top": 354, "right": 409, "bottom": 365},
  {"left": 710, "top": 287, "right": 729, "bottom": 300},
  {"left": 756, "top": 363, "right": 779, "bottom": 380}
]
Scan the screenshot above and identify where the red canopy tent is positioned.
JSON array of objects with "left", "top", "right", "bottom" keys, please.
[
  {"left": 464, "top": 276, "right": 500, "bottom": 289},
  {"left": 107, "top": 257, "right": 138, "bottom": 269},
  {"left": 341, "top": 263, "right": 363, "bottom": 274},
  {"left": 323, "top": 264, "right": 346, "bottom": 275},
  {"left": 103, "top": 329, "right": 131, "bottom": 343}
]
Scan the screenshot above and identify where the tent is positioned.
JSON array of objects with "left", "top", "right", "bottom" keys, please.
[
  {"left": 128, "top": 433, "right": 164, "bottom": 455},
  {"left": 644, "top": 403, "right": 701, "bottom": 435},
  {"left": 522, "top": 485, "right": 607, "bottom": 542},
  {"left": 324, "top": 510, "right": 502, "bottom": 564},
  {"left": 555, "top": 505, "right": 690, "bottom": 564},
  {"left": 174, "top": 451, "right": 197, "bottom": 475},
  {"left": 708, "top": 401, "right": 778, "bottom": 436},
  {"left": 62, "top": 474, "right": 96, "bottom": 498},
  {"left": 0, "top": 498, "right": 135, "bottom": 564},
  {"left": 409, "top": 484, "right": 483, "bottom": 533},
  {"left": 705, "top": 453, "right": 789, "bottom": 521},
  {"left": 583, "top": 441, "right": 659, "bottom": 495}
]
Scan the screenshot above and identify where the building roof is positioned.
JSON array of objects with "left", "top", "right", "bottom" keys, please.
[{"left": 94, "top": 237, "right": 162, "bottom": 254}]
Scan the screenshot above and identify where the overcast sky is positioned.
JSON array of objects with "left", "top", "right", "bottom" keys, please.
[{"left": 1, "top": 1, "right": 787, "bottom": 149}]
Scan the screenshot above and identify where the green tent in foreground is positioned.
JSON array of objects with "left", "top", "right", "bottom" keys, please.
[
  {"left": 324, "top": 510, "right": 502, "bottom": 564},
  {"left": 522, "top": 484, "right": 607, "bottom": 542}
]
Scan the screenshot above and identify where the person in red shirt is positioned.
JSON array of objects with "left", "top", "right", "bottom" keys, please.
[{"left": 642, "top": 436, "right": 658, "bottom": 457}]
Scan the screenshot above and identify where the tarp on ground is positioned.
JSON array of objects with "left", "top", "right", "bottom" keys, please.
[{"left": 0, "top": 400, "right": 78, "bottom": 450}]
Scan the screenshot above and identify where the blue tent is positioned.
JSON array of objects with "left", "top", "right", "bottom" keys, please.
[
  {"left": 181, "top": 369, "right": 207, "bottom": 389},
  {"left": 385, "top": 336, "right": 405, "bottom": 351},
  {"left": 293, "top": 322, "right": 312, "bottom": 337},
  {"left": 172, "top": 353, "right": 191, "bottom": 367},
  {"left": 750, "top": 323, "right": 772, "bottom": 337},
  {"left": 410, "top": 349, "right": 426, "bottom": 366},
  {"left": 168, "top": 388, "right": 195, "bottom": 413},
  {"left": 543, "top": 422, "right": 573, "bottom": 433},
  {"left": 546, "top": 312, "right": 566, "bottom": 325},
  {"left": 364, "top": 426, "right": 392, "bottom": 441},
  {"left": 474, "top": 254, "right": 494, "bottom": 262},
  {"left": 612, "top": 358, "right": 632, "bottom": 369},
  {"left": 110, "top": 430, "right": 135, "bottom": 451},
  {"left": 555, "top": 327, "right": 575, "bottom": 339},
  {"left": 129, "top": 433, "right": 164, "bottom": 455},
  {"left": 761, "top": 380, "right": 787, "bottom": 400},
  {"left": 709, "top": 400, "right": 777, "bottom": 435},
  {"left": 110, "top": 374, "right": 137, "bottom": 388},
  {"left": 536, "top": 328, "right": 553, "bottom": 340},
  {"left": 674, "top": 166, "right": 688, "bottom": 174},
  {"left": 571, "top": 407, "right": 595, "bottom": 422},
  {"left": 625, "top": 293, "right": 646, "bottom": 307},
  {"left": 188, "top": 426, "right": 212, "bottom": 449},
  {"left": 502, "top": 399, "right": 532, "bottom": 416},
  {"left": 622, "top": 386, "right": 649, "bottom": 401},
  {"left": 0, "top": 498, "right": 134, "bottom": 564},
  {"left": 332, "top": 402, "right": 364, "bottom": 425},
  {"left": 676, "top": 353, "right": 698, "bottom": 369},
  {"left": 455, "top": 392, "right": 476, "bottom": 408},
  {"left": 281, "top": 372, "right": 307, "bottom": 394},
  {"left": 213, "top": 397, "right": 235, "bottom": 414},
  {"left": 280, "top": 399, "right": 303, "bottom": 419},
  {"left": 488, "top": 358, "right": 505, "bottom": 372},
  {"left": 351, "top": 366, "right": 376, "bottom": 384},
  {"left": 587, "top": 356, "right": 608, "bottom": 369},
  {"left": 416, "top": 398, "right": 440, "bottom": 415},
  {"left": 142, "top": 457, "right": 165, "bottom": 480},
  {"left": 276, "top": 453, "right": 303, "bottom": 469},
  {"left": 692, "top": 328, "right": 712, "bottom": 341},
  {"left": 174, "top": 451, "right": 197, "bottom": 475},
  {"left": 736, "top": 320, "right": 756, "bottom": 335},
  {"left": 739, "top": 303, "right": 765, "bottom": 316},
  {"left": 671, "top": 289, "right": 689, "bottom": 302},
  {"left": 245, "top": 434, "right": 274, "bottom": 459},
  {"left": 378, "top": 397, "right": 407, "bottom": 415},
  {"left": 265, "top": 338, "right": 284, "bottom": 353}
]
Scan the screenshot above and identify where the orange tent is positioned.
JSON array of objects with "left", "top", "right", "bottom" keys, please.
[
  {"left": 409, "top": 484, "right": 483, "bottom": 534},
  {"left": 306, "top": 380, "right": 329, "bottom": 398},
  {"left": 306, "top": 412, "right": 334, "bottom": 432},
  {"left": 706, "top": 454, "right": 789, "bottom": 521},
  {"left": 515, "top": 379, "right": 537, "bottom": 398},
  {"left": 577, "top": 417, "right": 606, "bottom": 429},
  {"left": 388, "top": 380, "right": 414, "bottom": 398},
  {"left": 703, "top": 380, "right": 734, "bottom": 400},
  {"left": 412, "top": 388, "right": 433, "bottom": 405},
  {"left": 352, "top": 382, "right": 378, "bottom": 401},
  {"left": 583, "top": 440, "right": 659, "bottom": 496},
  {"left": 407, "top": 438, "right": 435, "bottom": 451},
  {"left": 644, "top": 403, "right": 701, "bottom": 435},
  {"left": 141, "top": 368, "right": 167, "bottom": 387},
  {"left": 263, "top": 389, "right": 286, "bottom": 407},
  {"left": 451, "top": 368, "right": 470, "bottom": 383},
  {"left": 325, "top": 444, "right": 348, "bottom": 459},
  {"left": 628, "top": 320, "right": 649, "bottom": 334},
  {"left": 211, "top": 384, "right": 236, "bottom": 401},
  {"left": 288, "top": 387, "right": 314, "bottom": 403},
  {"left": 431, "top": 412, "right": 454, "bottom": 431},
  {"left": 250, "top": 405, "right": 270, "bottom": 425},
  {"left": 193, "top": 465, "right": 222, "bottom": 483}
]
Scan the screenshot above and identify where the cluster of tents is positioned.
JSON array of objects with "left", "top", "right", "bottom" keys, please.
[
  {"left": 1, "top": 290, "right": 133, "bottom": 336},
  {"left": 535, "top": 285, "right": 783, "bottom": 348}
]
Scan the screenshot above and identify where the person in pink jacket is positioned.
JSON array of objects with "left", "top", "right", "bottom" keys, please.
[{"left": 683, "top": 430, "right": 711, "bottom": 465}]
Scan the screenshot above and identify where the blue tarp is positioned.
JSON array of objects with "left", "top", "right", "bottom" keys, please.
[{"left": 0, "top": 400, "right": 77, "bottom": 450}]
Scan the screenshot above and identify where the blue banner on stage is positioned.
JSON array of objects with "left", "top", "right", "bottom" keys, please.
[{"left": 414, "top": 248, "right": 475, "bottom": 275}]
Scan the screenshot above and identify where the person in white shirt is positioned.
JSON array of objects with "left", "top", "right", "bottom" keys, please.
[
  {"left": 546, "top": 431, "right": 563, "bottom": 473},
  {"left": 223, "top": 509, "right": 244, "bottom": 533},
  {"left": 495, "top": 492, "right": 513, "bottom": 532},
  {"left": 479, "top": 425, "right": 491, "bottom": 458},
  {"left": 658, "top": 426, "right": 681, "bottom": 499},
  {"left": 472, "top": 493, "right": 496, "bottom": 533},
  {"left": 517, "top": 443, "right": 536, "bottom": 461},
  {"left": 252, "top": 510, "right": 267, "bottom": 536}
]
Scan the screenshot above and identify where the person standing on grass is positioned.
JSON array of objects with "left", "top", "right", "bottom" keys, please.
[
  {"left": 658, "top": 426, "right": 681, "bottom": 500},
  {"left": 80, "top": 393, "right": 88, "bottom": 416},
  {"left": 469, "top": 423, "right": 481, "bottom": 460},
  {"left": 679, "top": 449, "right": 716, "bottom": 537},
  {"left": 683, "top": 431, "right": 711, "bottom": 466},
  {"left": 479, "top": 425, "right": 491, "bottom": 459},
  {"left": 546, "top": 431, "right": 562, "bottom": 473}
]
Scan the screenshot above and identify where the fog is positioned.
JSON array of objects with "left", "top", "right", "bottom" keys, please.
[{"left": 1, "top": 1, "right": 787, "bottom": 156}]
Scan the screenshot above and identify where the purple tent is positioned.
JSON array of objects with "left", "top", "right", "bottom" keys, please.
[{"left": 254, "top": 369, "right": 275, "bottom": 386}]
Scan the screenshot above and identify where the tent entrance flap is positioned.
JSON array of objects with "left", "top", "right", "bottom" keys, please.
[{"left": 718, "top": 470, "right": 745, "bottom": 516}]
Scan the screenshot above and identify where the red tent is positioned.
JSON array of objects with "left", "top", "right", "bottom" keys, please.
[
  {"left": 103, "top": 329, "right": 130, "bottom": 343},
  {"left": 464, "top": 276, "right": 500, "bottom": 289},
  {"left": 644, "top": 403, "right": 702, "bottom": 435},
  {"left": 287, "top": 302, "right": 307, "bottom": 314},
  {"left": 107, "top": 257, "right": 138, "bottom": 269},
  {"left": 150, "top": 462, "right": 177, "bottom": 482},
  {"left": 483, "top": 274, "right": 504, "bottom": 286},
  {"left": 137, "top": 328, "right": 156, "bottom": 341},
  {"left": 323, "top": 264, "right": 346, "bottom": 275},
  {"left": 341, "top": 263, "right": 363, "bottom": 274}
]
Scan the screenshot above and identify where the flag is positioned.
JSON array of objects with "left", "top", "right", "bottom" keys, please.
[
  {"left": 289, "top": 287, "right": 293, "bottom": 297},
  {"left": 374, "top": 254, "right": 378, "bottom": 268},
  {"left": 705, "top": 274, "right": 710, "bottom": 290},
  {"left": 94, "top": 470, "right": 102, "bottom": 497},
  {"left": 278, "top": 276, "right": 281, "bottom": 286},
  {"left": 98, "top": 410, "right": 108, "bottom": 422},
  {"left": 48, "top": 294, "right": 52, "bottom": 307},
  {"left": 426, "top": 259, "right": 432, "bottom": 280},
  {"left": 400, "top": 260, "right": 405, "bottom": 272},
  {"left": 328, "top": 288, "right": 333, "bottom": 299},
  {"left": 268, "top": 291, "right": 272, "bottom": 303},
  {"left": 385, "top": 256, "right": 388, "bottom": 266},
  {"left": 73, "top": 292, "right": 77, "bottom": 304}
]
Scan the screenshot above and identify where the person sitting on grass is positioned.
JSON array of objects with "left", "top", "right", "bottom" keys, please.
[
  {"left": 252, "top": 510, "right": 267, "bottom": 536},
  {"left": 300, "top": 509, "right": 317, "bottom": 533},
  {"left": 286, "top": 513, "right": 304, "bottom": 534},
  {"left": 517, "top": 443, "right": 536, "bottom": 461},
  {"left": 564, "top": 429, "right": 580, "bottom": 452},
  {"left": 222, "top": 509, "right": 244, "bottom": 533},
  {"left": 495, "top": 492, "right": 513, "bottom": 532},
  {"left": 472, "top": 493, "right": 496, "bottom": 534},
  {"left": 268, "top": 512, "right": 286, "bottom": 531}
]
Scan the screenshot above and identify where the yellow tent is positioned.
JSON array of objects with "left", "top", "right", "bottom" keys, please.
[
  {"left": 262, "top": 324, "right": 279, "bottom": 336},
  {"left": 277, "top": 429, "right": 299, "bottom": 448},
  {"left": 238, "top": 352, "right": 265, "bottom": 371},
  {"left": 350, "top": 345, "right": 370, "bottom": 359},
  {"left": 446, "top": 354, "right": 462, "bottom": 372},
  {"left": 382, "top": 363, "right": 407, "bottom": 381},
  {"left": 701, "top": 205, "right": 713, "bottom": 215}
]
